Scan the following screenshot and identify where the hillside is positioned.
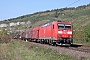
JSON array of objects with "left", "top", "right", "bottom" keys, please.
[{"left": 0, "top": 4, "right": 90, "bottom": 45}]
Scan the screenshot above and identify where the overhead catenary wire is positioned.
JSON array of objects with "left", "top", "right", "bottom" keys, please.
[
  {"left": 65, "top": 0, "right": 81, "bottom": 20},
  {"left": 55, "top": 0, "right": 69, "bottom": 19},
  {"left": 66, "top": 0, "right": 81, "bottom": 8},
  {"left": 55, "top": 0, "right": 81, "bottom": 19}
]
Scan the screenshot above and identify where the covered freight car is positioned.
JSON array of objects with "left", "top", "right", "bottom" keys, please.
[
  {"left": 20, "top": 27, "right": 40, "bottom": 42},
  {"left": 31, "top": 26, "right": 40, "bottom": 42}
]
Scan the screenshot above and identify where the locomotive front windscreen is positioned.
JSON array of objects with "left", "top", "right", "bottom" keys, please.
[
  {"left": 58, "top": 24, "right": 64, "bottom": 28},
  {"left": 65, "top": 24, "right": 71, "bottom": 29},
  {"left": 58, "top": 24, "right": 71, "bottom": 29}
]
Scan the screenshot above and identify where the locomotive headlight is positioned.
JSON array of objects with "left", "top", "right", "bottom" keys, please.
[
  {"left": 58, "top": 31, "right": 62, "bottom": 34},
  {"left": 67, "top": 32, "right": 72, "bottom": 34}
]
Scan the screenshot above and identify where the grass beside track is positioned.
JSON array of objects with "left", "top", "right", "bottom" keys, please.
[{"left": 0, "top": 39, "right": 78, "bottom": 60}]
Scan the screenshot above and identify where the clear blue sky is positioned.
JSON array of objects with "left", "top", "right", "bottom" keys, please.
[{"left": 0, "top": 0, "right": 90, "bottom": 21}]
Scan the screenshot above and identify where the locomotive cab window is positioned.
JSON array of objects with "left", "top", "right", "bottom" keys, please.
[
  {"left": 58, "top": 24, "right": 64, "bottom": 29},
  {"left": 65, "top": 24, "right": 71, "bottom": 29}
]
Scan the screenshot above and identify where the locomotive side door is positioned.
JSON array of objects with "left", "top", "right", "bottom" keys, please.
[
  {"left": 37, "top": 30, "right": 39, "bottom": 39},
  {"left": 52, "top": 24, "right": 54, "bottom": 40}
]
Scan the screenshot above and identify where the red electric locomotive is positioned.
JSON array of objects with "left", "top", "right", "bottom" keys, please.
[{"left": 38, "top": 20, "right": 73, "bottom": 45}]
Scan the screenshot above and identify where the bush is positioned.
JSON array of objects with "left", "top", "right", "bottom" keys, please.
[
  {"left": 84, "top": 25, "right": 90, "bottom": 43},
  {"left": 0, "top": 35, "right": 11, "bottom": 43},
  {"left": 0, "top": 28, "right": 11, "bottom": 43}
]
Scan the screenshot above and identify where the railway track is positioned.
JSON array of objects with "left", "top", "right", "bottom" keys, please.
[
  {"left": 18, "top": 40, "right": 90, "bottom": 59},
  {"left": 50, "top": 43, "right": 90, "bottom": 53},
  {"left": 67, "top": 46, "right": 90, "bottom": 53}
]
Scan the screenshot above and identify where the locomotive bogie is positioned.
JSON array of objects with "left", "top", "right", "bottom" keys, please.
[{"left": 56, "top": 38, "right": 73, "bottom": 44}]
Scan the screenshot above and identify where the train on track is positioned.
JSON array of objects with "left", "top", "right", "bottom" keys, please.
[{"left": 14, "top": 20, "right": 73, "bottom": 45}]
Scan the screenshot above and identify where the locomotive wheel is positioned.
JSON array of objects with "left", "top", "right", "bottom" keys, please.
[
  {"left": 51, "top": 41, "right": 56, "bottom": 46},
  {"left": 49, "top": 40, "right": 51, "bottom": 45},
  {"left": 40, "top": 40, "right": 42, "bottom": 44},
  {"left": 40, "top": 40, "right": 44, "bottom": 44},
  {"left": 49, "top": 40, "right": 56, "bottom": 46},
  {"left": 46, "top": 39, "right": 49, "bottom": 44}
]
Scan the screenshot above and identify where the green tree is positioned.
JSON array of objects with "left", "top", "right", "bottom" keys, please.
[
  {"left": 0, "top": 28, "right": 11, "bottom": 43},
  {"left": 0, "top": 28, "right": 7, "bottom": 35}
]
